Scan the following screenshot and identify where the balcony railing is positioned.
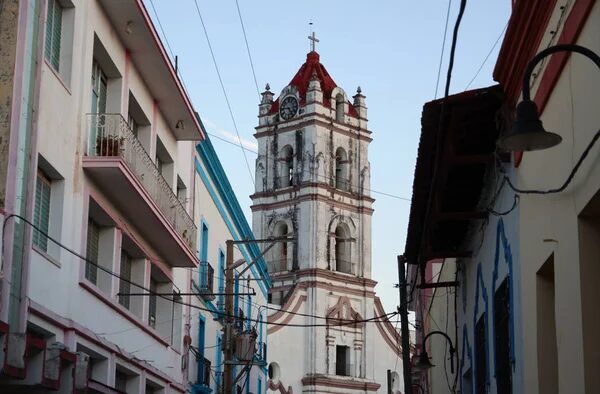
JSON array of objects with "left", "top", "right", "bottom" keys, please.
[
  {"left": 198, "top": 261, "right": 215, "bottom": 301},
  {"left": 87, "top": 113, "right": 196, "bottom": 251},
  {"left": 202, "top": 357, "right": 211, "bottom": 386}
]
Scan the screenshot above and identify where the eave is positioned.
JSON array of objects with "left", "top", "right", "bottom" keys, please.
[
  {"left": 98, "top": 0, "right": 204, "bottom": 140},
  {"left": 403, "top": 85, "right": 505, "bottom": 266}
]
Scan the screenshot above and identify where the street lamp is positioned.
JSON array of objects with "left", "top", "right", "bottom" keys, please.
[
  {"left": 498, "top": 44, "right": 600, "bottom": 151},
  {"left": 414, "top": 330, "right": 456, "bottom": 374}
]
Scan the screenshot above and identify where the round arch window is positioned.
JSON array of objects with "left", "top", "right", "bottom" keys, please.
[{"left": 268, "top": 362, "right": 281, "bottom": 383}]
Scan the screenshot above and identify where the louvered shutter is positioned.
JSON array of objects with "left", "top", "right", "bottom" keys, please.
[
  {"left": 85, "top": 220, "right": 99, "bottom": 284},
  {"left": 119, "top": 252, "right": 132, "bottom": 309},
  {"left": 44, "top": 0, "right": 62, "bottom": 71},
  {"left": 33, "top": 173, "right": 51, "bottom": 252}
]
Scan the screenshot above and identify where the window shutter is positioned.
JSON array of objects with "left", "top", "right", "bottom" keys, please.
[
  {"left": 51, "top": 0, "right": 62, "bottom": 71},
  {"left": 33, "top": 173, "right": 51, "bottom": 252},
  {"left": 85, "top": 220, "right": 100, "bottom": 284},
  {"left": 119, "top": 253, "right": 132, "bottom": 309},
  {"left": 44, "top": 0, "right": 55, "bottom": 62},
  {"left": 44, "top": 0, "right": 62, "bottom": 71}
]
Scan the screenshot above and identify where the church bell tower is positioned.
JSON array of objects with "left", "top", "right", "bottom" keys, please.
[{"left": 252, "top": 35, "right": 403, "bottom": 394}]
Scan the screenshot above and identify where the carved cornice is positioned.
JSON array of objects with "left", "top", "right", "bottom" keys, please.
[
  {"left": 251, "top": 193, "right": 374, "bottom": 214},
  {"left": 301, "top": 375, "right": 381, "bottom": 392},
  {"left": 250, "top": 181, "right": 375, "bottom": 204}
]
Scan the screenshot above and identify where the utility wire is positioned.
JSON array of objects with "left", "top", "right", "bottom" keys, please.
[
  {"left": 2, "top": 213, "right": 396, "bottom": 328},
  {"left": 191, "top": 0, "right": 255, "bottom": 186},
  {"left": 464, "top": 21, "right": 508, "bottom": 91},
  {"left": 234, "top": 0, "right": 261, "bottom": 99},
  {"left": 434, "top": 0, "right": 453, "bottom": 99}
]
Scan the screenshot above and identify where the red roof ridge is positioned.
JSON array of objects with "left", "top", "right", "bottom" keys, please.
[{"left": 269, "top": 51, "right": 359, "bottom": 118}]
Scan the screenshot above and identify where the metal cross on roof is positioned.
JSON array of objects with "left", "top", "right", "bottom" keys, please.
[{"left": 308, "top": 31, "right": 319, "bottom": 52}]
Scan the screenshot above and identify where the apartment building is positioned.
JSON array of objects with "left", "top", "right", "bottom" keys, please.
[{"left": 0, "top": 0, "right": 269, "bottom": 392}]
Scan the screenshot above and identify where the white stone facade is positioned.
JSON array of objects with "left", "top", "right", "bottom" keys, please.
[{"left": 252, "top": 51, "right": 403, "bottom": 394}]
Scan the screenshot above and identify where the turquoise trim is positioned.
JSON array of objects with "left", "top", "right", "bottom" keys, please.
[
  {"left": 194, "top": 157, "right": 270, "bottom": 296},
  {"left": 195, "top": 135, "right": 271, "bottom": 289}
]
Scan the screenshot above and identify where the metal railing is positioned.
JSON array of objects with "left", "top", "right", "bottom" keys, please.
[
  {"left": 87, "top": 114, "right": 196, "bottom": 251},
  {"left": 198, "top": 260, "right": 215, "bottom": 300}
]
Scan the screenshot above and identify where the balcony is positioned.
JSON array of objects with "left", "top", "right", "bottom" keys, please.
[
  {"left": 83, "top": 113, "right": 197, "bottom": 267},
  {"left": 198, "top": 261, "right": 215, "bottom": 301}
]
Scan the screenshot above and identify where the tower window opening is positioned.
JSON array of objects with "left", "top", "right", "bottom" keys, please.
[
  {"left": 270, "top": 222, "right": 289, "bottom": 273},
  {"left": 279, "top": 145, "right": 294, "bottom": 188},
  {"left": 335, "top": 147, "right": 349, "bottom": 191},
  {"left": 336, "top": 345, "right": 351, "bottom": 376},
  {"left": 335, "top": 225, "right": 351, "bottom": 274},
  {"left": 335, "top": 93, "right": 345, "bottom": 123}
]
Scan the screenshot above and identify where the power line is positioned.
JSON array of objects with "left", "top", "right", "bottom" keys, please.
[
  {"left": 191, "top": 0, "right": 255, "bottom": 186},
  {"left": 464, "top": 21, "right": 508, "bottom": 91},
  {"left": 205, "top": 132, "right": 411, "bottom": 201},
  {"left": 434, "top": 0, "right": 453, "bottom": 99},
  {"left": 234, "top": 0, "right": 261, "bottom": 99},
  {"left": 2, "top": 213, "right": 397, "bottom": 328}
]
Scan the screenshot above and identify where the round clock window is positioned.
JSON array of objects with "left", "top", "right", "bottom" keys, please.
[{"left": 279, "top": 96, "right": 299, "bottom": 120}]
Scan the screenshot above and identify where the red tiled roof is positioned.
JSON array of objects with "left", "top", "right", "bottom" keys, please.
[{"left": 269, "top": 51, "right": 358, "bottom": 118}]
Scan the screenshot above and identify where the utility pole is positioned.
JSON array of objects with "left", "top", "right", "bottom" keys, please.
[
  {"left": 223, "top": 240, "right": 235, "bottom": 394},
  {"left": 221, "top": 237, "right": 294, "bottom": 394},
  {"left": 398, "top": 255, "right": 413, "bottom": 394}
]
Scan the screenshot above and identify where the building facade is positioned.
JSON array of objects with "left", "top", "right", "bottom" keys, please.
[
  {"left": 252, "top": 48, "right": 403, "bottom": 394},
  {"left": 0, "top": 1, "right": 269, "bottom": 393},
  {"left": 190, "top": 135, "right": 270, "bottom": 394},
  {"left": 405, "top": 1, "right": 600, "bottom": 393}
]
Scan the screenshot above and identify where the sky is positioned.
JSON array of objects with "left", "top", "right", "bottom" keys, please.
[{"left": 144, "top": 0, "right": 511, "bottom": 314}]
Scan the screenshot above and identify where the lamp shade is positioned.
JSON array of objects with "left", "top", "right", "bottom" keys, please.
[
  {"left": 498, "top": 100, "right": 562, "bottom": 151},
  {"left": 414, "top": 351, "right": 434, "bottom": 371}
]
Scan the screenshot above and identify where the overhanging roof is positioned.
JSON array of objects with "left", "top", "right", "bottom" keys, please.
[
  {"left": 98, "top": 0, "right": 204, "bottom": 140},
  {"left": 404, "top": 85, "right": 505, "bottom": 265}
]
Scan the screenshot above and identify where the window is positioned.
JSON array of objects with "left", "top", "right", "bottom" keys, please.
[
  {"left": 278, "top": 145, "right": 294, "bottom": 188},
  {"left": 537, "top": 255, "right": 557, "bottom": 394},
  {"left": 33, "top": 172, "right": 51, "bottom": 252},
  {"left": 44, "top": 0, "right": 74, "bottom": 83},
  {"left": 335, "top": 93, "right": 345, "bottom": 122},
  {"left": 127, "top": 113, "right": 138, "bottom": 137},
  {"left": 91, "top": 60, "right": 107, "bottom": 114},
  {"left": 118, "top": 252, "right": 132, "bottom": 309},
  {"left": 45, "top": 0, "right": 63, "bottom": 71},
  {"left": 177, "top": 176, "right": 187, "bottom": 205},
  {"left": 218, "top": 250, "right": 225, "bottom": 312},
  {"left": 335, "top": 224, "right": 351, "bottom": 274},
  {"left": 335, "top": 345, "right": 350, "bottom": 376},
  {"left": 197, "top": 316, "right": 207, "bottom": 385},
  {"left": 335, "top": 147, "right": 349, "bottom": 191},
  {"left": 155, "top": 137, "right": 174, "bottom": 187},
  {"left": 463, "top": 368, "right": 473, "bottom": 394},
  {"left": 148, "top": 278, "right": 157, "bottom": 328},
  {"left": 494, "top": 279, "right": 512, "bottom": 394},
  {"left": 475, "top": 315, "right": 487, "bottom": 394},
  {"left": 85, "top": 219, "right": 100, "bottom": 284},
  {"left": 269, "top": 222, "right": 289, "bottom": 273}
]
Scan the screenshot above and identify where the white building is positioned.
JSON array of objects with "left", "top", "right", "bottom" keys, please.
[
  {"left": 0, "top": 1, "right": 269, "bottom": 392},
  {"left": 252, "top": 46, "right": 403, "bottom": 394}
]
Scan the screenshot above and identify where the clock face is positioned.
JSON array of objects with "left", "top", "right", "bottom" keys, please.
[{"left": 280, "top": 96, "right": 299, "bottom": 120}]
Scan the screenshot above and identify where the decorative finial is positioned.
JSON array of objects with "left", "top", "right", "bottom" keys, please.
[
  {"left": 357, "top": 86, "right": 362, "bottom": 94},
  {"left": 265, "top": 83, "right": 271, "bottom": 91}
]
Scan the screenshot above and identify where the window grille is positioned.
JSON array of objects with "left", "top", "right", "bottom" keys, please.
[
  {"left": 85, "top": 219, "right": 100, "bottom": 284},
  {"left": 118, "top": 252, "right": 132, "bottom": 309},
  {"left": 33, "top": 172, "right": 51, "bottom": 252}
]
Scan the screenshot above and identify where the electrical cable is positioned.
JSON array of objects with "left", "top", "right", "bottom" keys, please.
[
  {"left": 464, "top": 21, "right": 508, "bottom": 91},
  {"left": 503, "top": 128, "right": 600, "bottom": 195},
  {"left": 191, "top": 0, "right": 255, "bottom": 186},
  {"left": 3, "top": 210, "right": 397, "bottom": 328},
  {"left": 234, "top": 0, "right": 261, "bottom": 100},
  {"left": 434, "top": 0, "right": 453, "bottom": 99}
]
